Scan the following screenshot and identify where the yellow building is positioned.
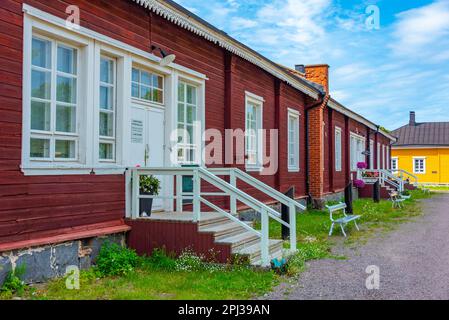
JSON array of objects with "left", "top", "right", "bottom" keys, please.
[{"left": 392, "top": 112, "right": 449, "bottom": 185}]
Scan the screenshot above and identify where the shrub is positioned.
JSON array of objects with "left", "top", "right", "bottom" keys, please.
[
  {"left": 139, "top": 175, "right": 161, "bottom": 195},
  {"left": 1, "top": 265, "right": 27, "bottom": 296},
  {"left": 145, "top": 248, "right": 177, "bottom": 271},
  {"left": 96, "top": 242, "right": 139, "bottom": 277}
]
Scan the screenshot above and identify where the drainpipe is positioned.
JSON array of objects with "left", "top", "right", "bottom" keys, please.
[{"left": 304, "top": 92, "right": 328, "bottom": 203}]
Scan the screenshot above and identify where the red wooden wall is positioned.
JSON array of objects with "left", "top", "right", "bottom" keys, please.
[{"left": 0, "top": 0, "right": 393, "bottom": 247}]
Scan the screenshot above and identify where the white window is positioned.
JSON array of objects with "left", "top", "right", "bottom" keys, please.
[
  {"left": 245, "top": 92, "right": 263, "bottom": 171},
  {"left": 350, "top": 133, "right": 365, "bottom": 171},
  {"left": 131, "top": 67, "right": 164, "bottom": 104},
  {"left": 377, "top": 142, "right": 381, "bottom": 169},
  {"left": 413, "top": 157, "right": 426, "bottom": 174},
  {"left": 369, "top": 140, "right": 374, "bottom": 169},
  {"left": 335, "top": 127, "right": 342, "bottom": 172},
  {"left": 177, "top": 81, "right": 198, "bottom": 164},
  {"left": 99, "top": 56, "right": 116, "bottom": 161},
  {"left": 382, "top": 145, "right": 386, "bottom": 169},
  {"left": 391, "top": 157, "right": 398, "bottom": 172},
  {"left": 29, "top": 36, "right": 79, "bottom": 161},
  {"left": 287, "top": 109, "right": 300, "bottom": 172}
]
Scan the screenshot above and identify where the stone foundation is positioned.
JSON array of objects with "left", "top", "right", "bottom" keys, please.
[{"left": 0, "top": 232, "right": 126, "bottom": 286}]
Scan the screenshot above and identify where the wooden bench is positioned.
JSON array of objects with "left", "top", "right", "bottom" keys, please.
[
  {"left": 325, "top": 203, "right": 361, "bottom": 237},
  {"left": 390, "top": 192, "right": 405, "bottom": 209}
]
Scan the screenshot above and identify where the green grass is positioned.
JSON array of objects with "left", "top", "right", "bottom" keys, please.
[
  {"left": 1, "top": 189, "right": 431, "bottom": 300},
  {"left": 2, "top": 255, "right": 277, "bottom": 300},
  {"left": 425, "top": 186, "right": 449, "bottom": 191}
]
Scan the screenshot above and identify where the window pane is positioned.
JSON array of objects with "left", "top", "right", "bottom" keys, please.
[
  {"left": 186, "top": 85, "right": 196, "bottom": 104},
  {"left": 31, "top": 101, "right": 50, "bottom": 131},
  {"left": 99, "top": 143, "right": 114, "bottom": 160},
  {"left": 99, "top": 112, "right": 114, "bottom": 137},
  {"left": 100, "top": 58, "right": 113, "bottom": 84},
  {"left": 178, "top": 83, "right": 185, "bottom": 102},
  {"left": 30, "top": 138, "right": 50, "bottom": 158},
  {"left": 57, "top": 45, "right": 77, "bottom": 74},
  {"left": 152, "top": 88, "right": 163, "bottom": 103},
  {"left": 100, "top": 85, "right": 113, "bottom": 110},
  {"left": 178, "top": 104, "right": 185, "bottom": 123},
  {"left": 57, "top": 76, "right": 77, "bottom": 103},
  {"left": 56, "top": 105, "right": 76, "bottom": 133},
  {"left": 55, "top": 140, "right": 75, "bottom": 159},
  {"left": 132, "top": 68, "right": 140, "bottom": 82},
  {"left": 140, "top": 85, "right": 151, "bottom": 100},
  {"left": 31, "top": 70, "right": 51, "bottom": 99},
  {"left": 141, "top": 71, "right": 151, "bottom": 86},
  {"left": 186, "top": 125, "right": 194, "bottom": 144},
  {"left": 153, "top": 75, "right": 163, "bottom": 89},
  {"left": 187, "top": 105, "right": 196, "bottom": 123},
  {"left": 131, "top": 83, "right": 139, "bottom": 98},
  {"left": 32, "top": 38, "right": 51, "bottom": 69}
]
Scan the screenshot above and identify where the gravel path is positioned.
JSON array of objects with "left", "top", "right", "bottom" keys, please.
[{"left": 265, "top": 194, "right": 449, "bottom": 300}]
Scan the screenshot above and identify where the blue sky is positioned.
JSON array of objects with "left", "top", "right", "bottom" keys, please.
[{"left": 173, "top": 0, "right": 449, "bottom": 130}]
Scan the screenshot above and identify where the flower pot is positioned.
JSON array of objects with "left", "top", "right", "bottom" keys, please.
[{"left": 139, "top": 190, "right": 154, "bottom": 217}]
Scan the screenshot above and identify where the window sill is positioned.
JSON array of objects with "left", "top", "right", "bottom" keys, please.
[
  {"left": 245, "top": 166, "right": 263, "bottom": 173},
  {"left": 21, "top": 164, "right": 127, "bottom": 176},
  {"left": 288, "top": 167, "right": 300, "bottom": 173}
]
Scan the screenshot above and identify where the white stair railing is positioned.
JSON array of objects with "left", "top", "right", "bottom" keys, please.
[
  {"left": 209, "top": 167, "right": 306, "bottom": 251},
  {"left": 390, "top": 169, "right": 419, "bottom": 187},
  {"left": 127, "top": 166, "right": 297, "bottom": 266},
  {"left": 381, "top": 169, "right": 403, "bottom": 192}
]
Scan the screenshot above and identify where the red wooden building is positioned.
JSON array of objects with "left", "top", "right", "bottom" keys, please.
[{"left": 0, "top": 0, "right": 395, "bottom": 283}]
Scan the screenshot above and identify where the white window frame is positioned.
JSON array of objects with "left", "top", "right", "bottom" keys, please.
[
  {"left": 350, "top": 133, "right": 366, "bottom": 171},
  {"left": 382, "top": 145, "right": 386, "bottom": 169},
  {"left": 176, "top": 79, "right": 199, "bottom": 165},
  {"left": 391, "top": 157, "right": 398, "bottom": 172},
  {"left": 131, "top": 65, "right": 165, "bottom": 106},
  {"left": 413, "top": 157, "right": 426, "bottom": 174},
  {"left": 377, "top": 142, "right": 381, "bottom": 169},
  {"left": 369, "top": 139, "right": 374, "bottom": 169},
  {"left": 287, "top": 108, "right": 300, "bottom": 172},
  {"left": 335, "top": 127, "right": 342, "bottom": 172},
  {"left": 21, "top": 6, "right": 207, "bottom": 175},
  {"left": 245, "top": 91, "right": 264, "bottom": 172}
]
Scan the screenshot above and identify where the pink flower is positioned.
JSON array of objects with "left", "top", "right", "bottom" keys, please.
[{"left": 357, "top": 162, "right": 367, "bottom": 169}]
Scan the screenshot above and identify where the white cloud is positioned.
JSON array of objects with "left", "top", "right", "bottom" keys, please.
[
  {"left": 230, "top": 17, "right": 257, "bottom": 30},
  {"left": 391, "top": 0, "right": 449, "bottom": 56}
]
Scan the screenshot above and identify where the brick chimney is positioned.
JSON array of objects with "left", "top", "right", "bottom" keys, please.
[
  {"left": 409, "top": 111, "right": 416, "bottom": 126},
  {"left": 304, "top": 64, "right": 329, "bottom": 93}
]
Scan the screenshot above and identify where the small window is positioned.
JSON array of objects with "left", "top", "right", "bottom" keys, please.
[
  {"left": 413, "top": 158, "right": 426, "bottom": 174},
  {"left": 131, "top": 67, "right": 164, "bottom": 104},
  {"left": 377, "top": 143, "right": 381, "bottom": 169},
  {"left": 245, "top": 92, "right": 263, "bottom": 170},
  {"left": 335, "top": 127, "right": 342, "bottom": 172},
  {"left": 287, "top": 109, "right": 300, "bottom": 171},
  {"left": 391, "top": 157, "right": 398, "bottom": 172}
]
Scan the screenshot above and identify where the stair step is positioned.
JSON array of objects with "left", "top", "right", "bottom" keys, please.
[
  {"left": 215, "top": 230, "right": 260, "bottom": 251},
  {"left": 251, "top": 249, "right": 284, "bottom": 267},
  {"left": 199, "top": 221, "right": 253, "bottom": 240},
  {"left": 234, "top": 239, "right": 284, "bottom": 262},
  {"left": 198, "top": 215, "right": 232, "bottom": 228}
]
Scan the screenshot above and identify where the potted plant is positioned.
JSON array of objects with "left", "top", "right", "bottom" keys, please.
[
  {"left": 354, "top": 179, "right": 366, "bottom": 189},
  {"left": 139, "top": 175, "right": 161, "bottom": 217},
  {"left": 357, "top": 162, "right": 367, "bottom": 170},
  {"left": 361, "top": 170, "right": 379, "bottom": 183}
]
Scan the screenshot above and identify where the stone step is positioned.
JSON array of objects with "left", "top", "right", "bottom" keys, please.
[{"left": 198, "top": 214, "right": 233, "bottom": 228}]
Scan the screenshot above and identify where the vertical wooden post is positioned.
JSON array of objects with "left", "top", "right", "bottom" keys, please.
[
  {"left": 176, "top": 175, "right": 183, "bottom": 213},
  {"left": 131, "top": 170, "right": 139, "bottom": 219},
  {"left": 230, "top": 169, "right": 237, "bottom": 215},
  {"left": 261, "top": 207, "right": 269, "bottom": 267},
  {"left": 289, "top": 203, "right": 297, "bottom": 252},
  {"left": 193, "top": 169, "right": 201, "bottom": 222}
]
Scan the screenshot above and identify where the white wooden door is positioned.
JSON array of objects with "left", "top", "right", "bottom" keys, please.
[{"left": 130, "top": 104, "right": 165, "bottom": 211}]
